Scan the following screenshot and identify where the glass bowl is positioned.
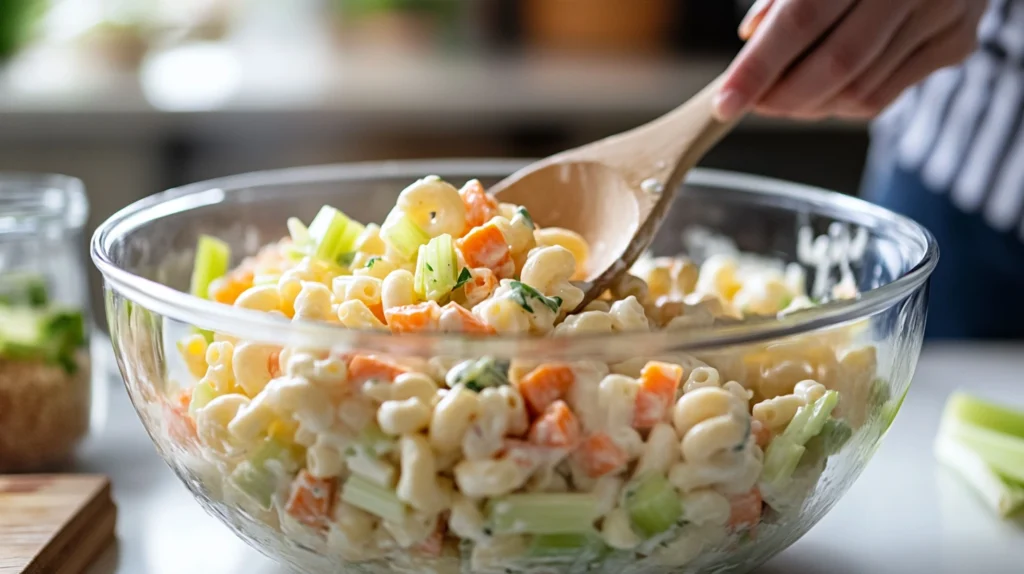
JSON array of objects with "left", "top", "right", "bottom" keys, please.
[{"left": 91, "top": 160, "right": 936, "bottom": 574}]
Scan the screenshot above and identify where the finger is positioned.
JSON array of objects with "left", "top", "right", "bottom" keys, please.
[
  {"left": 714, "top": 0, "right": 858, "bottom": 121},
  {"left": 757, "top": 0, "right": 916, "bottom": 113},
  {"left": 856, "top": 23, "right": 978, "bottom": 114},
  {"left": 739, "top": 0, "right": 774, "bottom": 41},
  {"left": 841, "top": 0, "right": 967, "bottom": 102}
]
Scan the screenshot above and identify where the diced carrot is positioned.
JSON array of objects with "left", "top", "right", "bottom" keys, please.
[
  {"left": 462, "top": 267, "right": 497, "bottom": 307},
  {"left": 166, "top": 389, "right": 197, "bottom": 443},
  {"left": 528, "top": 400, "right": 581, "bottom": 448},
  {"left": 459, "top": 179, "right": 499, "bottom": 232},
  {"left": 751, "top": 419, "right": 772, "bottom": 449},
  {"left": 267, "top": 349, "right": 282, "bottom": 378},
  {"left": 209, "top": 270, "right": 254, "bottom": 305},
  {"left": 727, "top": 488, "right": 763, "bottom": 531},
  {"left": 385, "top": 301, "right": 442, "bottom": 333},
  {"left": 633, "top": 361, "right": 684, "bottom": 429},
  {"left": 348, "top": 355, "right": 410, "bottom": 384},
  {"left": 412, "top": 517, "right": 447, "bottom": 557},
  {"left": 457, "top": 223, "right": 514, "bottom": 279},
  {"left": 501, "top": 439, "right": 567, "bottom": 473},
  {"left": 575, "top": 433, "right": 629, "bottom": 478},
  {"left": 369, "top": 301, "right": 387, "bottom": 325},
  {"left": 439, "top": 302, "right": 496, "bottom": 335},
  {"left": 285, "top": 470, "right": 337, "bottom": 530},
  {"left": 518, "top": 364, "right": 575, "bottom": 414}
]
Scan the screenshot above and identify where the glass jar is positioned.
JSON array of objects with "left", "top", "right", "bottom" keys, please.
[{"left": 0, "top": 173, "right": 94, "bottom": 472}]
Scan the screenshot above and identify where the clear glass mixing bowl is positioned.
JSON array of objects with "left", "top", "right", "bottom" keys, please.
[{"left": 91, "top": 160, "right": 936, "bottom": 574}]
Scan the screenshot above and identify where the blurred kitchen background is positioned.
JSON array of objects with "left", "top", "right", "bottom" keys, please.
[{"left": 0, "top": 0, "right": 869, "bottom": 311}]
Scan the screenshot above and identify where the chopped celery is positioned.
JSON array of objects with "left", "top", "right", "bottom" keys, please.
[
  {"left": 486, "top": 493, "right": 600, "bottom": 535},
  {"left": 188, "top": 380, "right": 218, "bottom": 416},
  {"left": 762, "top": 439, "right": 806, "bottom": 486},
  {"left": 446, "top": 357, "right": 509, "bottom": 392},
  {"left": 250, "top": 436, "right": 303, "bottom": 474},
  {"left": 287, "top": 217, "right": 311, "bottom": 248},
  {"left": 793, "top": 390, "right": 840, "bottom": 444},
  {"left": 945, "top": 392, "right": 1024, "bottom": 439},
  {"left": 820, "top": 419, "right": 853, "bottom": 455},
  {"left": 230, "top": 462, "right": 278, "bottom": 510},
  {"left": 943, "top": 417, "right": 1024, "bottom": 484},
  {"left": 341, "top": 475, "right": 408, "bottom": 522},
  {"left": 935, "top": 430, "right": 1024, "bottom": 518},
  {"left": 350, "top": 421, "right": 395, "bottom": 458},
  {"left": 307, "top": 206, "right": 365, "bottom": 264},
  {"left": 414, "top": 234, "right": 458, "bottom": 301},
  {"left": 526, "top": 532, "right": 607, "bottom": 563},
  {"left": 381, "top": 213, "right": 430, "bottom": 261},
  {"left": 624, "top": 474, "right": 683, "bottom": 538},
  {"left": 880, "top": 386, "right": 909, "bottom": 432},
  {"left": 189, "top": 235, "right": 231, "bottom": 300}
]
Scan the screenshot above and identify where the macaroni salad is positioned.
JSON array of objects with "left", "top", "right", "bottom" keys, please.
[{"left": 169, "top": 176, "right": 881, "bottom": 572}]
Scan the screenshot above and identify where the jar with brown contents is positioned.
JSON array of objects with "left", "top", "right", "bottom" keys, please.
[{"left": 0, "top": 174, "right": 96, "bottom": 473}]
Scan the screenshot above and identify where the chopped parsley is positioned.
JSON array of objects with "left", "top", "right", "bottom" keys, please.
[
  {"left": 517, "top": 207, "right": 535, "bottom": 230},
  {"left": 425, "top": 262, "right": 434, "bottom": 272},
  {"left": 509, "top": 281, "right": 563, "bottom": 314},
  {"left": 336, "top": 252, "right": 356, "bottom": 267},
  {"left": 448, "top": 357, "right": 510, "bottom": 391},
  {"left": 454, "top": 267, "right": 473, "bottom": 290},
  {"left": 365, "top": 256, "right": 381, "bottom": 269}
]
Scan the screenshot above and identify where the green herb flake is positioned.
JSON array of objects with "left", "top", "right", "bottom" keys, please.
[
  {"left": 425, "top": 262, "right": 434, "bottom": 272},
  {"left": 510, "top": 281, "right": 562, "bottom": 314},
  {"left": 365, "top": 257, "right": 381, "bottom": 269},
  {"left": 454, "top": 267, "right": 473, "bottom": 290},
  {"left": 517, "top": 207, "right": 535, "bottom": 230}
]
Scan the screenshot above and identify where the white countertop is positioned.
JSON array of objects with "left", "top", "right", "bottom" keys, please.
[{"left": 79, "top": 342, "right": 1024, "bottom": 574}]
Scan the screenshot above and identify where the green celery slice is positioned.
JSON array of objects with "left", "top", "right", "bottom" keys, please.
[
  {"left": 415, "top": 234, "right": 458, "bottom": 301},
  {"left": 487, "top": 493, "right": 600, "bottom": 535},
  {"left": 945, "top": 392, "right": 1024, "bottom": 439},
  {"left": 935, "top": 430, "right": 1024, "bottom": 518},
  {"left": 287, "top": 217, "right": 312, "bottom": 248},
  {"left": 446, "top": 357, "right": 510, "bottom": 391},
  {"left": 382, "top": 213, "right": 430, "bottom": 262},
  {"left": 230, "top": 462, "right": 278, "bottom": 510},
  {"left": 762, "top": 438, "right": 807, "bottom": 486},
  {"left": 624, "top": 474, "right": 682, "bottom": 538},
  {"left": 820, "top": 418, "right": 853, "bottom": 455},
  {"left": 189, "top": 235, "right": 231, "bottom": 300},
  {"left": 307, "top": 206, "right": 365, "bottom": 264},
  {"left": 351, "top": 420, "right": 395, "bottom": 458},
  {"left": 341, "top": 475, "right": 408, "bottom": 522},
  {"left": 793, "top": 390, "right": 840, "bottom": 445},
  {"left": 188, "top": 381, "right": 218, "bottom": 417}
]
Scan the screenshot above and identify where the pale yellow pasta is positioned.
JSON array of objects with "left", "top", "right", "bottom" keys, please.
[
  {"left": 429, "top": 385, "right": 481, "bottom": 453},
  {"left": 391, "top": 372, "right": 438, "bottom": 404},
  {"left": 293, "top": 281, "right": 334, "bottom": 322},
  {"left": 473, "top": 296, "right": 532, "bottom": 334},
  {"left": 380, "top": 269, "right": 416, "bottom": 312},
  {"left": 592, "top": 475, "right": 624, "bottom": 516},
  {"left": 497, "top": 385, "right": 529, "bottom": 436},
  {"left": 232, "top": 342, "right": 277, "bottom": 396},
  {"left": 794, "top": 379, "right": 827, "bottom": 404},
  {"left": 384, "top": 513, "right": 439, "bottom": 550},
  {"left": 235, "top": 285, "right": 282, "bottom": 313},
  {"left": 633, "top": 423, "right": 680, "bottom": 478},
  {"left": 642, "top": 265, "right": 674, "bottom": 299},
  {"left": 462, "top": 388, "right": 510, "bottom": 460},
  {"left": 683, "top": 366, "right": 721, "bottom": 394},
  {"left": 227, "top": 394, "right": 276, "bottom": 443},
  {"left": 337, "top": 300, "right": 387, "bottom": 331},
  {"left": 306, "top": 439, "right": 345, "bottom": 479},
  {"left": 196, "top": 394, "right": 250, "bottom": 456},
  {"left": 449, "top": 494, "right": 488, "bottom": 542},
  {"left": 610, "top": 273, "right": 650, "bottom": 305},
  {"left": 453, "top": 457, "right": 528, "bottom": 498},
  {"left": 601, "top": 507, "right": 641, "bottom": 550},
  {"left": 583, "top": 299, "right": 612, "bottom": 313},
  {"left": 395, "top": 176, "right": 466, "bottom": 238},
  {"left": 553, "top": 311, "right": 615, "bottom": 337},
  {"left": 178, "top": 333, "right": 209, "bottom": 380},
  {"left": 682, "top": 489, "right": 731, "bottom": 526},
  {"left": 333, "top": 276, "right": 383, "bottom": 307},
  {"left": 354, "top": 257, "right": 398, "bottom": 281},
  {"left": 204, "top": 341, "right": 236, "bottom": 392},
  {"left": 673, "top": 258, "right": 700, "bottom": 295},
  {"left": 348, "top": 452, "right": 398, "bottom": 487},
  {"left": 681, "top": 414, "right": 749, "bottom": 462},
  {"left": 377, "top": 398, "right": 432, "bottom": 435},
  {"left": 396, "top": 434, "right": 447, "bottom": 514},
  {"left": 598, "top": 374, "right": 640, "bottom": 431},
  {"left": 311, "top": 357, "right": 347, "bottom": 386},
  {"left": 695, "top": 254, "right": 742, "bottom": 301},
  {"left": 354, "top": 223, "right": 386, "bottom": 256},
  {"left": 327, "top": 505, "right": 378, "bottom": 561},
  {"left": 491, "top": 214, "right": 536, "bottom": 259},
  {"left": 533, "top": 227, "right": 589, "bottom": 278},
  {"left": 759, "top": 359, "right": 815, "bottom": 399},
  {"left": 673, "top": 387, "right": 734, "bottom": 436},
  {"left": 609, "top": 296, "right": 650, "bottom": 332}
]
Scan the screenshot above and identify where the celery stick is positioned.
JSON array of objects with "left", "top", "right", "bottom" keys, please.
[
  {"left": 936, "top": 431, "right": 1024, "bottom": 518},
  {"left": 946, "top": 392, "right": 1024, "bottom": 439},
  {"left": 779, "top": 404, "right": 813, "bottom": 444},
  {"left": 624, "top": 474, "right": 683, "bottom": 538},
  {"left": 382, "top": 213, "right": 430, "bottom": 261},
  {"left": 307, "top": 206, "right": 365, "bottom": 264},
  {"left": 762, "top": 438, "right": 807, "bottom": 486},
  {"left": 486, "top": 494, "right": 599, "bottom": 535},
  {"left": 820, "top": 418, "right": 853, "bottom": 455},
  {"left": 944, "top": 419, "right": 1024, "bottom": 484},
  {"left": 351, "top": 420, "right": 395, "bottom": 457},
  {"left": 250, "top": 437, "right": 303, "bottom": 474},
  {"left": 527, "top": 532, "right": 607, "bottom": 562},
  {"left": 793, "top": 391, "right": 840, "bottom": 445},
  {"left": 341, "top": 475, "right": 408, "bottom": 522},
  {"left": 287, "top": 217, "right": 311, "bottom": 248},
  {"left": 188, "top": 380, "right": 218, "bottom": 417},
  {"left": 415, "top": 234, "right": 458, "bottom": 301},
  {"left": 189, "top": 235, "right": 231, "bottom": 299},
  {"left": 230, "top": 462, "right": 278, "bottom": 510}
]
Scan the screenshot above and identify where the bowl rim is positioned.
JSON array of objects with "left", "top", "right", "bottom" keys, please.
[{"left": 91, "top": 159, "right": 938, "bottom": 359}]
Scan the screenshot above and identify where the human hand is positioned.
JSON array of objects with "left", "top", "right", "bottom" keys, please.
[{"left": 714, "top": 0, "right": 986, "bottom": 121}]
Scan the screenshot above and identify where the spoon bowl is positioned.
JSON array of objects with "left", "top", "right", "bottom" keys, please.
[{"left": 491, "top": 75, "right": 738, "bottom": 308}]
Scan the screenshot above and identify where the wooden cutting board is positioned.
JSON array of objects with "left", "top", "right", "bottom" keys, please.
[{"left": 0, "top": 475, "right": 117, "bottom": 574}]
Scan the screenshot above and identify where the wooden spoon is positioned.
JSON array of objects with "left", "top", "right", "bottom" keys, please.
[{"left": 491, "top": 74, "right": 740, "bottom": 311}]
